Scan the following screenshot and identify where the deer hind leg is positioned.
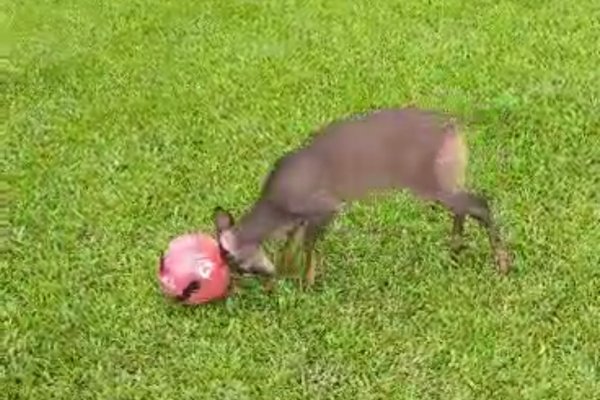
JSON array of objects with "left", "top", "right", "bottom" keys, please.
[
  {"left": 274, "top": 221, "right": 309, "bottom": 290},
  {"left": 433, "top": 128, "right": 471, "bottom": 256},
  {"left": 440, "top": 191, "right": 510, "bottom": 274}
]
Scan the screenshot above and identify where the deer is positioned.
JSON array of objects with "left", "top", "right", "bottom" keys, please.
[{"left": 213, "top": 106, "right": 511, "bottom": 293}]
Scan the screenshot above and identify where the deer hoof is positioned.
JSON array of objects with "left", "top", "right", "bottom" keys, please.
[
  {"left": 449, "top": 240, "right": 466, "bottom": 265},
  {"left": 494, "top": 248, "right": 512, "bottom": 275}
]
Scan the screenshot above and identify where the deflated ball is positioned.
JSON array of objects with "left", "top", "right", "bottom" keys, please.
[{"left": 158, "top": 232, "right": 230, "bottom": 305}]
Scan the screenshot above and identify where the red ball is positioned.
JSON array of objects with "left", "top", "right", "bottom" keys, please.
[{"left": 157, "top": 232, "right": 230, "bottom": 305}]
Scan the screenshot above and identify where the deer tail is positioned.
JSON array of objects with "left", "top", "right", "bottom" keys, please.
[{"left": 435, "top": 124, "right": 469, "bottom": 192}]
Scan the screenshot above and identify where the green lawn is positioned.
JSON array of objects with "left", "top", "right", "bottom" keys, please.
[{"left": 5, "top": 0, "right": 600, "bottom": 398}]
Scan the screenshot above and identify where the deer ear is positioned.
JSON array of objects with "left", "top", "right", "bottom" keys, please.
[{"left": 213, "top": 206, "right": 235, "bottom": 233}]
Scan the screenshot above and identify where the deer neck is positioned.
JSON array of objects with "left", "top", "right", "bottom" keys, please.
[{"left": 233, "top": 199, "right": 288, "bottom": 247}]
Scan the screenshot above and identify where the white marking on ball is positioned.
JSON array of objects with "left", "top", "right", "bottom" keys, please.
[{"left": 189, "top": 253, "right": 215, "bottom": 280}]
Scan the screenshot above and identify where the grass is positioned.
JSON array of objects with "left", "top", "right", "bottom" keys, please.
[{"left": 4, "top": 0, "right": 600, "bottom": 398}]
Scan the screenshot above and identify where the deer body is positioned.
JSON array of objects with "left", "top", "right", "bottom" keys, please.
[{"left": 214, "top": 107, "right": 510, "bottom": 289}]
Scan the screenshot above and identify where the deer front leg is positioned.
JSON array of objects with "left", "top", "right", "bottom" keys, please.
[
  {"left": 278, "top": 224, "right": 304, "bottom": 274},
  {"left": 304, "top": 244, "right": 318, "bottom": 287},
  {"left": 302, "top": 212, "right": 336, "bottom": 288}
]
